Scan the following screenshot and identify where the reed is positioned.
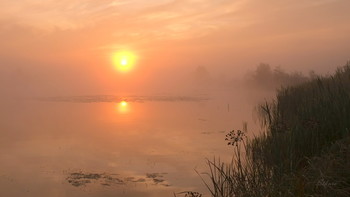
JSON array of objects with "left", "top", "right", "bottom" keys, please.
[{"left": 203, "top": 62, "right": 350, "bottom": 196}]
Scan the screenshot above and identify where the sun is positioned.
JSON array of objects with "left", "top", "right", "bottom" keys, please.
[
  {"left": 121, "top": 59, "right": 128, "bottom": 66},
  {"left": 112, "top": 50, "right": 137, "bottom": 72},
  {"left": 120, "top": 101, "right": 128, "bottom": 106}
]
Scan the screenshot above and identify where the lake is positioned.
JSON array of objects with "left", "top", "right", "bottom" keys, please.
[{"left": 0, "top": 90, "right": 262, "bottom": 197}]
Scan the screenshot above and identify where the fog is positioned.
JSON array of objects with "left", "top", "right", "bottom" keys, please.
[
  {"left": 1, "top": 0, "right": 350, "bottom": 97},
  {"left": 1, "top": 0, "right": 350, "bottom": 196}
]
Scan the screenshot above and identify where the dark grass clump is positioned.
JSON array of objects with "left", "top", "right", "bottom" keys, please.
[
  {"left": 303, "top": 137, "right": 350, "bottom": 196},
  {"left": 199, "top": 130, "right": 274, "bottom": 197},
  {"left": 202, "top": 62, "right": 350, "bottom": 196},
  {"left": 174, "top": 191, "right": 203, "bottom": 197}
]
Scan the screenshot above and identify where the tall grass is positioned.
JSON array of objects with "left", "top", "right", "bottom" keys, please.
[
  {"left": 198, "top": 130, "right": 274, "bottom": 197},
  {"left": 203, "top": 62, "right": 350, "bottom": 196}
]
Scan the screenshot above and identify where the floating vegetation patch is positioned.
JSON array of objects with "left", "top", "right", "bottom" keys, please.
[
  {"left": 145, "top": 173, "right": 169, "bottom": 186},
  {"left": 174, "top": 191, "right": 203, "bottom": 197},
  {"left": 66, "top": 172, "right": 123, "bottom": 187},
  {"left": 36, "top": 95, "right": 210, "bottom": 103},
  {"left": 200, "top": 130, "right": 226, "bottom": 135},
  {"left": 66, "top": 171, "right": 170, "bottom": 187}
]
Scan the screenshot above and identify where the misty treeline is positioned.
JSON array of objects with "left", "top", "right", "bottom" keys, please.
[
  {"left": 191, "top": 63, "right": 316, "bottom": 90},
  {"left": 245, "top": 63, "right": 316, "bottom": 89}
]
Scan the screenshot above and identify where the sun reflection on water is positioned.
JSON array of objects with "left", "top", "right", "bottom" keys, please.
[{"left": 117, "top": 100, "right": 129, "bottom": 114}]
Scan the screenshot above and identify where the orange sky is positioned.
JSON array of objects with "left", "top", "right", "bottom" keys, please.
[{"left": 1, "top": 0, "right": 350, "bottom": 96}]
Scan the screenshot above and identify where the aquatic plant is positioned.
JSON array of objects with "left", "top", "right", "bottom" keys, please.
[
  {"left": 174, "top": 191, "right": 203, "bottom": 197},
  {"left": 203, "top": 62, "right": 350, "bottom": 196}
]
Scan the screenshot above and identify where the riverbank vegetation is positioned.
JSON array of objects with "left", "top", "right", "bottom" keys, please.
[{"left": 203, "top": 62, "right": 350, "bottom": 197}]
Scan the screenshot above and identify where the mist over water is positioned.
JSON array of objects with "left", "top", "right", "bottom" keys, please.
[
  {"left": 0, "top": 55, "right": 340, "bottom": 197},
  {"left": 0, "top": 64, "right": 279, "bottom": 196},
  {"left": 1, "top": 1, "right": 349, "bottom": 196}
]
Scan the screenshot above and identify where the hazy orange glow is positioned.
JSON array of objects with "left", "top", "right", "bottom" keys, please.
[
  {"left": 118, "top": 100, "right": 129, "bottom": 113},
  {"left": 1, "top": 1, "right": 350, "bottom": 197},
  {"left": 121, "top": 101, "right": 128, "bottom": 106},
  {"left": 112, "top": 51, "right": 137, "bottom": 73}
]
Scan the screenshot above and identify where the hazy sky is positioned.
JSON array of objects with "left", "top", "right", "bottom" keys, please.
[{"left": 1, "top": 0, "right": 350, "bottom": 95}]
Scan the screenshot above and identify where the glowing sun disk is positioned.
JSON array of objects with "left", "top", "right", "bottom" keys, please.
[
  {"left": 112, "top": 51, "right": 137, "bottom": 72},
  {"left": 121, "top": 59, "right": 128, "bottom": 66}
]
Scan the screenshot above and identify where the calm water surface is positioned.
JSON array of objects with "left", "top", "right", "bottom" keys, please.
[{"left": 0, "top": 92, "right": 258, "bottom": 197}]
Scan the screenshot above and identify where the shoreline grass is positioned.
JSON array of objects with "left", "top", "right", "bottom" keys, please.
[{"left": 202, "top": 62, "right": 350, "bottom": 197}]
